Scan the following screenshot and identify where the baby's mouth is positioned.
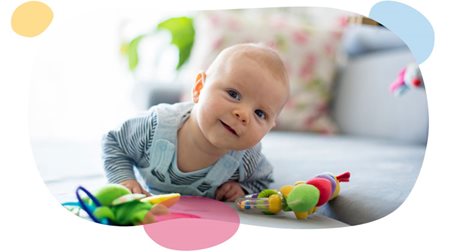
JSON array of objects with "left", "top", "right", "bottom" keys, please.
[{"left": 220, "top": 120, "right": 238, "bottom": 136}]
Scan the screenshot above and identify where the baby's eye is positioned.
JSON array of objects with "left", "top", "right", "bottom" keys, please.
[
  {"left": 255, "top": 109, "right": 266, "bottom": 119},
  {"left": 227, "top": 89, "right": 241, "bottom": 101}
]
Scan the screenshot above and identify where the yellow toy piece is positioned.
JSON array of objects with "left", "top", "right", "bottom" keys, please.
[
  {"left": 141, "top": 193, "right": 181, "bottom": 208},
  {"left": 330, "top": 175, "right": 342, "bottom": 200},
  {"left": 294, "top": 211, "right": 309, "bottom": 220},
  {"left": 267, "top": 194, "right": 282, "bottom": 214},
  {"left": 279, "top": 185, "right": 293, "bottom": 197}
]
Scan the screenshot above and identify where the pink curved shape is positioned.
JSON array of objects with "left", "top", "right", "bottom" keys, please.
[
  {"left": 143, "top": 196, "right": 240, "bottom": 250},
  {"left": 155, "top": 212, "right": 201, "bottom": 222}
]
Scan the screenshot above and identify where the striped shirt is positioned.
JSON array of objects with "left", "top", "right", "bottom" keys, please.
[{"left": 102, "top": 102, "right": 274, "bottom": 196}]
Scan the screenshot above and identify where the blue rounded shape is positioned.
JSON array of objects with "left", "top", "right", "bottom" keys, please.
[{"left": 369, "top": 1, "right": 434, "bottom": 63}]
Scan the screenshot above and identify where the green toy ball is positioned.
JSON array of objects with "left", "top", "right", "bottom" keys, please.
[{"left": 286, "top": 184, "right": 320, "bottom": 212}]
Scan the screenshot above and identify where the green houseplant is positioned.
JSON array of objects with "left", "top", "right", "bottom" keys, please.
[{"left": 121, "top": 16, "right": 196, "bottom": 73}]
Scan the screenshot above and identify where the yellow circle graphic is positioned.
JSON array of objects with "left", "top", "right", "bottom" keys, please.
[{"left": 11, "top": 1, "right": 53, "bottom": 37}]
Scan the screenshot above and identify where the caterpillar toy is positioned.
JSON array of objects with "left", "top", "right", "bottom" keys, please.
[{"left": 235, "top": 172, "right": 350, "bottom": 219}]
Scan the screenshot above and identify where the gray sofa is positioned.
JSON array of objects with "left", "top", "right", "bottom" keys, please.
[
  {"left": 270, "top": 26, "right": 427, "bottom": 225},
  {"left": 147, "top": 26, "right": 428, "bottom": 226}
]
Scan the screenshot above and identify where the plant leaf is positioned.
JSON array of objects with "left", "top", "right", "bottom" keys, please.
[
  {"left": 157, "top": 16, "right": 195, "bottom": 70},
  {"left": 127, "top": 35, "right": 145, "bottom": 72}
]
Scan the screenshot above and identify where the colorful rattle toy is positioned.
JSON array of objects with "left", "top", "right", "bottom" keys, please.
[
  {"left": 390, "top": 63, "right": 424, "bottom": 96},
  {"left": 235, "top": 172, "right": 350, "bottom": 219},
  {"left": 62, "top": 184, "right": 180, "bottom": 226}
]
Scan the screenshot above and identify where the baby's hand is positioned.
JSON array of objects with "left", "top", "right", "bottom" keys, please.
[
  {"left": 215, "top": 181, "right": 245, "bottom": 202},
  {"left": 120, "top": 179, "right": 151, "bottom": 196}
]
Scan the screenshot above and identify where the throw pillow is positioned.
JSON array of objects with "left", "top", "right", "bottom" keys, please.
[{"left": 186, "top": 8, "right": 348, "bottom": 134}]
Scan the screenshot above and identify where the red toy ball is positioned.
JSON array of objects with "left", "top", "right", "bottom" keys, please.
[{"left": 306, "top": 177, "right": 332, "bottom": 207}]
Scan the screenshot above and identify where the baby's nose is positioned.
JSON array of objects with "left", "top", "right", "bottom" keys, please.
[{"left": 234, "top": 110, "right": 249, "bottom": 124}]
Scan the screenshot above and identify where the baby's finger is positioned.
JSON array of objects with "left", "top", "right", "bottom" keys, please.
[
  {"left": 215, "top": 187, "right": 225, "bottom": 201},
  {"left": 131, "top": 186, "right": 143, "bottom": 194},
  {"left": 224, "top": 187, "right": 237, "bottom": 200},
  {"left": 226, "top": 189, "right": 243, "bottom": 202},
  {"left": 137, "top": 185, "right": 150, "bottom": 196},
  {"left": 226, "top": 185, "right": 245, "bottom": 201},
  {"left": 225, "top": 189, "right": 243, "bottom": 202},
  {"left": 227, "top": 192, "right": 240, "bottom": 202}
]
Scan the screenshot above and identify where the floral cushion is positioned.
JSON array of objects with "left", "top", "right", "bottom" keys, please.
[{"left": 187, "top": 8, "right": 348, "bottom": 134}]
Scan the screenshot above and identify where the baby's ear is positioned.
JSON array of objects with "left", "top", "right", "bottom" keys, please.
[{"left": 192, "top": 72, "right": 206, "bottom": 103}]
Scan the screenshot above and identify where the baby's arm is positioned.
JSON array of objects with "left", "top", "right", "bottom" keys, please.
[
  {"left": 239, "top": 144, "right": 274, "bottom": 194},
  {"left": 215, "top": 145, "right": 274, "bottom": 201},
  {"left": 102, "top": 112, "right": 155, "bottom": 194},
  {"left": 240, "top": 157, "right": 274, "bottom": 194}
]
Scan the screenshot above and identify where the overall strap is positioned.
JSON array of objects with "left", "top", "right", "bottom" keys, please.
[
  {"left": 150, "top": 139, "right": 176, "bottom": 179},
  {"left": 201, "top": 151, "right": 245, "bottom": 187},
  {"left": 147, "top": 102, "right": 193, "bottom": 180},
  {"left": 152, "top": 102, "right": 193, "bottom": 143}
]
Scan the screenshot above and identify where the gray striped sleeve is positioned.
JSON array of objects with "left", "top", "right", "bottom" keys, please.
[
  {"left": 238, "top": 144, "right": 274, "bottom": 194},
  {"left": 102, "top": 111, "right": 157, "bottom": 183}
]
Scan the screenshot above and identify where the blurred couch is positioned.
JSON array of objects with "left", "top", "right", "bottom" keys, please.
[
  {"left": 263, "top": 26, "right": 427, "bottom": 224},
  {"left": 147, "top": 24, "right": 428, "bottom": 226}
]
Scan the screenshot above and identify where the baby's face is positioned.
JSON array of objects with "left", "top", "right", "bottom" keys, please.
[{"left": 194, "top": 56, "right": 289, "bottom": 151}]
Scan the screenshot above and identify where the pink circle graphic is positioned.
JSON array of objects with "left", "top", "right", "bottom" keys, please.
[{"left": 143, "top": 196, "right": 240, "bottom": 250}]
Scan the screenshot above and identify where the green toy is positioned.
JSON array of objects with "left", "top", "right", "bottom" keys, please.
[{"left": 63, "top": 184, "right": 180, "bottom": 226}]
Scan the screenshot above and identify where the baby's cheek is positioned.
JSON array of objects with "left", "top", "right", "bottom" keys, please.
[
  {"left": 205, "top": 99, "right": 224, "bottom": 113},
  {"left": 254, "top": 127, "right": 270, "bottom": 141}
]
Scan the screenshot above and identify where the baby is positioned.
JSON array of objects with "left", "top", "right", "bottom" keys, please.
[{"left": 102, "top": 43, "right": 290, "bottom": 202}]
